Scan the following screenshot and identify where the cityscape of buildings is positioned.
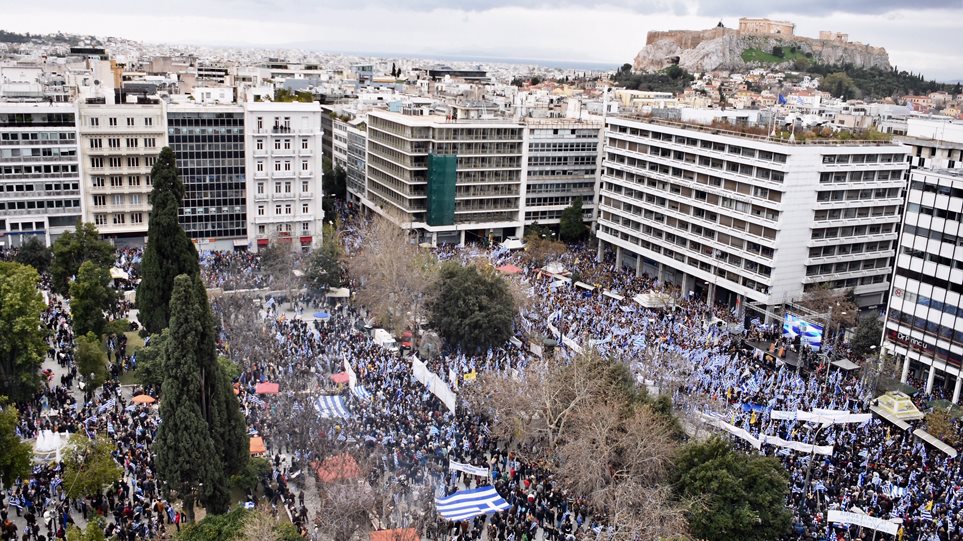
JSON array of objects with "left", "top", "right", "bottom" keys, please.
[{"left": 2, "top": 23, "right": 963, "bottom": 402}]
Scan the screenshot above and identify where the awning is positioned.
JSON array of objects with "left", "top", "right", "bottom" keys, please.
[
  {"left": 312, "top": 453, "right": 361, "bottom": 483},
  {"left": 497, "top": 264, "right": 523, "bottom": 275},
  {"left": 249, "top": 436, "right": 267, "bottom": 455},
  {"left": 870, "top": 406, "right": 912, "bottom": 431},
  {"left": 543, "top": 262, "right": 566, "bottom": 275},
  {"left": 633, "top": 292, "right": 672, "bottom": 309},
  {"left": 300, "top": 235, "right": 313, "bottom": 245},
  {"left": 501, "top": 238, "right": 525, "bottom": 251},
  {"left": 602, "top": 290, "right": 624, "bottom": 301},
  {"left": 371, "top": 530, "right": 418, "bottom": 541},
  {"left": 574, "top": 281, "right": 595, "bottom": 291},
  {"left": 326, "top": 287, "right": 351, "bottom": 298},
  {"left": 109, "top": 267, "right": 129, "bottom": 281},
  {"left": 330, "top": 372, "right": 350, "bottom": 384},
  {"left": 257, "top": 238, "right": 269, "bottom": 247},
  {"left": 831, "top": 358, "right": 861, "bottom": 371},
  {"left": 913, "top": 428, "right": 958, "bottom": 458},
  {"left": 255, "top": 382, "right": 280, "bottom": 395}
]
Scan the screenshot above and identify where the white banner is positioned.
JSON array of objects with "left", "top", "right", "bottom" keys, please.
[
  {"left": 547, "top": 323, "right": 561, "bottom": 338},
  {"left": 827, "top": 510, "right": 900, "bottom": 536},
  {"left": 700, "top": 414, "right": 762, "bottom": 450},
  {"left": 448, "top": 460, "right": 489, "bottom": 477},
  {"left": 343, "top": 357, "right": 358, "bottom": 390},
  {"left": 562, "top": 335, "right": 583, "bottom": 354},
  {"left": 411, "top": 356, "right": 457, "bottom": 413},
  {"left": 770, "top": 410, "right": 873, "bottom": 426},
  {"left": 761, "top": 435, "right": 834, "bottom": 456}
]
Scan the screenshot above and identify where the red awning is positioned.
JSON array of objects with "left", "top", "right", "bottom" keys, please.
[
  {"left": 256, "top": 238, "right": 269, "bottom": 246},
  {"left": 330, "top": 372, "right": 350, "bottom": 384},
  {"left": 300, "top": 235, "right": 313, "bottom": 245},
  {"left": 255, "top": 382, "right": 279, "bottom": 395}
]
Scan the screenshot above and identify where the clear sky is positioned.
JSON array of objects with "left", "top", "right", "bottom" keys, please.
[{"left": 3, "top": 0, "right": 961, "bottom": 80}]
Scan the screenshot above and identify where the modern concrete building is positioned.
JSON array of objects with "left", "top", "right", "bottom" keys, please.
[
  {"left": 345, "top": 118, "right": 367, "bottom": 205},
  {"left": 244, "top": 102, "right": 325, "bottom": 252},
  {"left": 0, "top": 103, "right": 83, "bottom": 247},
  {"left": 596, "top": 116, "right": 908, "bottom": 314},
  {"left": 166, "top": 104, "right": 247, "bottom": 251},
  {"left": 332, "top": 117, "right": 349, "bottom": 170},
  {"left": 884, "top": 168, "right": 963, "bottom": 400},
  {"left": 363, "top": 109, "right": 524, "bottom": 245},
  {"left": 77, "top": 101, "right": 167, "bottom": 246},
  {"left": 523, "top": 118, "right": 602, "bottom": 227}
]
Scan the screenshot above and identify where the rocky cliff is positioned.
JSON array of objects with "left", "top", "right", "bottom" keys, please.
[{"left": 633, "top": 28, "right": 891, "bottom": 73}]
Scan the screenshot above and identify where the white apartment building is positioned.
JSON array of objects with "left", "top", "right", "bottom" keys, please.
[
  {"left": 244, "top": 102, "right": 325, "bottom": 252},
  {"left": 364, "top": 109, "right": 524, "bottom": 245},
  {"left": 597, "top": 116, "right": 908, "bottom": 314},
  {"left": 900, "top": 117, "right": 963, "bottom": 171},
  {"left": 0, "top": 103, "right": 83, "bottom": 247},
  {"left": 523, "top": 119, "right": 602, "bottom": 226},
  {"left": 884, "top": 168, "right": 963, "bottom": 400},
  {"left": 78, "top": 102, "right": 167, "bottom": 246}
]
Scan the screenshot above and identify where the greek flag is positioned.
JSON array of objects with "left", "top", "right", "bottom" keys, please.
[
  {"left": 97, "top": 399, "right": 115, "bottom": 414},
  {"left": 435, "top": 486, "right": 510, "bottom": 521},
  {"left": 920, "top": 509, "right": 933, "bottom": 522},
  {"left": 315, "top": 395, "right": 350, "bottom": 418},
  {"left": 351, "top": 386, "right": 372, "bottom": 401}
]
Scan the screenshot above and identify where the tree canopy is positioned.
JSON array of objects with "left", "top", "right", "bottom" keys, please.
[
  {"left": 559, "top": 198, "right": 588, "bottom": 242},
  {"left": 849, "top": 317, "right": 884, "bottom": 359},
  {"left": 14, "top": 235, "right": 52, "bottom": 273},
  {"left": 75, "top": 332, "right": 109, "bottom": 392},
  {"left": 61, "top": 434, "right": 122, "bottom": 499},
  {"left": 137, "top": 147, "right": 199, "bottom": 334},
  {"left": 305, "top": 224, "right": 343, "bottom": 294},
  {"left": 50, "top": 222, "right": 114, "bottom": 295},
  {"left": 673, "top": 437, "right": 791, "bottom": 541},
  {"left": 70, "top": 261, "right": 115, "bottom": 337},
  {"left": 428, "top": 262, "right": 515, "bottom": 353},
  {"left": 0, "top": 397, "right": 33, "bottom": 487},
  {"left": 0, "top": 262, "right": 47, "bottom": 401}
]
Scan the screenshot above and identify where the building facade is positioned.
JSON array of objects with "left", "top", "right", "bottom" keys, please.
[
  {"left": 77, "top": 102, "right": 167, "bottom": 246},
  {"left": 596, "top": 116, "right": 907, "bottom": 313},
  {"left": 345, "top": 119, "right": 367, "bottom": 205},
  {"left": 0, "top": 103, "right": 82, "bottom": 247},
  {"left": 884, "top": 168, "right": 963, "bottom": 400},
  {"left": 364, "top": 110, "right": 524, "bottom": 245},
  {"left": 332, "top": 117, "right": 349, "bottom": 171},
  {"left": 166, "top": 104, "right": 247, "bottom": 251},
  {"left": 523, "top": 119, "right": 601, "bottom": 227},
  {"left": 244, "top": 102, "right": 325, "bottom": 252}
]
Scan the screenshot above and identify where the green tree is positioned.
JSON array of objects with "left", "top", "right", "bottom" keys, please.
[
  {"left": 70, "top": 262, "right": 115, "bottom": 337},
  {"left": 14, "top": 236, "right": 52, "bottom": 273},
  {"left": 305, "top": 224, "right": 343, "bottom": 294},
  {"left": 133, "top": 331, "right": 168, "bottom": 388},
  {"left": 0, "top": 262, "right": 47, "bottom": 401},
  {"left": 62, "top": 435, "right": 122, "bottom": 499},
  {"left": 428, "top": 262, "right": 516, "bottom": 353},
  {"left": 323, "top": 165, "right": 347, "bottom": 200},
  {"left": 50, "top": 222, "right": 115, "bottom": 295},
  {"left": 75, "top": 332, "right": 108, "bottom": 393},
  {"left": 0, "top": 397, "right": 33, "bottom": 487},
  {"left": 137, "top": 147, "right": 199, "bottom": 334},
  {"left": 559, "top": 198, "right": 588, "bottom": 242},
  {"left": 849, "top": 317, "right": 883, "bottom": 359},
  {"left": 66, "top": 517, "right": 107, "bottom": 541},
  {"left": 821, "top": 72, "right": 860, "bottom": 101},
  {"left": 673, "top": 437, "right": 791, "bottom": 541},
  {"left": 155, "top": 275, "right": 247, "bottom": 520}
]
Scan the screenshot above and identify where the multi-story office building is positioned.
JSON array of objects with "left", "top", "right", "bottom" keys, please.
[
  {"left": 900, "top": 117, "right": 963, "bottom": 172},
  {"left": 244, "top": 102, "right": 325, "bottom": 252},
  {"left": 345, "top": 119, "right": 367, "bottom": 205},
  {"left": 364, "top": 109, "right": 524, "bottom": 245},
  {"left": 883, "top": 168, "right": 963, "bottom": 400},
  {"left": 332, "top": 117, "right": 349, "bottom": 170},
  {"left": 596, "top": 116, "right": 907, "bottom": 313},
  {"left": 77, "top": 102, "right": 167, "bottom": 246},
  {"left": 523, "top": 119, "right": 601, "bottom": 226},
  {"left": 166, "top": 104, "right": 247, "bottom": 251},
  {"left": 0, "top": 103, "right": 83, "bottom": 247}
]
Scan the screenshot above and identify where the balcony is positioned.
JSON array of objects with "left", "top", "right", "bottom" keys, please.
[
  {"left": 299, "top": 192, "right": 314, "bottom": 200},
  {"left": 254, "top": 193, "right": 269, "bottom": 202},
  {"left": 273, "top": 192, "right": 296, "bottom": 201}
]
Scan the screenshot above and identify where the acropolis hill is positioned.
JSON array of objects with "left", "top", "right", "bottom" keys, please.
[{"left": 633, "top": 17, "right": 891, "bottom": 73}]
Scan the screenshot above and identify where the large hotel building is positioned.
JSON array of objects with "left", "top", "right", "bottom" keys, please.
[{"left": 597, "top": 116, "right": 908, "bottom": 315}]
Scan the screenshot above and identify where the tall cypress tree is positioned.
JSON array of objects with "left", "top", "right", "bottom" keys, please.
[
  {"left": 137, "top": 147, "right": 199, "bottom": 334},
  {"left": 154, "top": 275, "right": 225, "bottom": 520}
]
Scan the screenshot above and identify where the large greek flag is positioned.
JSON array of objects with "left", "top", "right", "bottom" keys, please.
[
  {"left": 351, "top": 385, "right": 372, "bottom": 401},
  {"left": 435, "top": 486, "right": 510, "bottom": 521},
  {"left": 315, "top": 395, "right": 350, "bottom": 418}
]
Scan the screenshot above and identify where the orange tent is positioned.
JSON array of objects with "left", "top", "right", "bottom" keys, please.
[
  {"left": 249, "top": 436, "right": 267, "bottom": 455},
  {"left": 370, "top": 530, "right": 418, "bottom": 541},
  {"left": 497, "top": 264, "right": 523, "bottom": 275},
  {"left": 131, "top": 394, "right": 156, "bottom": 405},
  {"left": 255, "top": 382, "right": 280, "bottom": 395},
  {"left": 330, "top": 372, "right": 350, "bottom": 384},
  {"left": 312, "top": 453, "right": 361, "bottom": 483}
]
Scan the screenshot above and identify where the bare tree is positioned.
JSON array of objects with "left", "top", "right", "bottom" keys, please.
[
  {"left": 521, "top": 235, "right": 566, "bottom": 268},
  {"left": 314, "top": 479, "right": 377, "bottom": 541},
  {"left": 798, "top": 284, "right": 859, "bottom": 329},
  {"left": 347, "top": 218, "right": 437, "bottom": 334}
]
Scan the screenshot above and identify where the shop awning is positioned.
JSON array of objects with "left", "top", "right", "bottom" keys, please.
[
  {"left": 257, "top": 238, "right": 269, "bottom": 246},
  {"left": 300, "top": 235, "right": 313, "bottom": 245}
]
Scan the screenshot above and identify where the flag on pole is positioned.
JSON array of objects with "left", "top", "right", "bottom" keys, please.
[{"left": 435, "top": 486, "right": 510, "bottom": 521}]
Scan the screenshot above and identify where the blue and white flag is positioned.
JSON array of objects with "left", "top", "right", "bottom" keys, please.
[
  {"left": 435, "top": 486, "right": 510, "bottom": 521},
  {"left": 315, "top": 395, "right": 350, "bottom": 418},
  {"left": 351, "top": 386, "right": 372, "bottom": 401},
  {"left": 97, "top": 399, "right": 115, "bottom": 414}
]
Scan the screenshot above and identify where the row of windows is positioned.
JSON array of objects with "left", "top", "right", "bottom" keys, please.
[
  {"left": 607, "top": 144, "right": 787, "bottom": 184},
  {"left": 256, "top": 203, "right": 315, "bottom": 216},
  {"left": 0, "top": 199, "right": 80, "bottom": 211},
  {"left": 91, "top": 176, "right": 150, "bottom": 188},
  {"left": 0, "top": 147, "right": 78, "bottom": 159},
  {"left": 803, "top": 275, "right": 887, "bottom": 292},
  {"left": 897, "top": 267, "right": 963, "bottom": 296},
  {"left": 821, "top": 153, "right": 905, "bottom": 165},
  {"left": 528, "top": 142, "right": 599, "bottom": 152},
  {"left": 91, "top": 194, "right": 144, "bottom": 206},
  {"left": 0, "top": 113, "right": 75, "bottom": 126},
  {"left": 819, "top": 169, "right": 905, "bottom": 183},
  {"left": 526, "top": 181, "right": 595, "bottom": 194},
  {"left": 254, "top": 138, "right": 311, "bottom": 151},
  {"left": 811, "top": 223, "right": 896, "bottom": 239},
  {"left": 0, "top": 164, "right": 79, "bottom": 177},
  {"left": 93, "top": 212, "right": 144, "bottom": 226},
  {"left": 608, "top": 124, "right": 790, "bottom": 164},
  {"left": 901, "top": 246, "right": 963, "bottom": 271},
  {"left": 907, "top": 203, "right": 963, "bottom": 223},
  {"left": 897, "top": 290, "right": 963, "bottom": 321},
  {"left": 805, "top": 257, "right": 891, "bottom": 276},
  {"left": 1, "top": 182, "right": 79, "bottom": 193},
  {"left": 255, "top": 222, "right": 312, "bottom": 235},
  {"left": 809, "top": 240, "right": 893, "bottom": 258},
  {"left": 89, "top": 137, "right": 157, "bottom": 150},
  {"left": 529, "top": 155, "right": 597, "bottom": 167},
  {"left": 888, "top": 308, "right": 963, "bottom": 346},
  {"left": 255, "top": 181, "right": 314, "bottom": 194},
  {"left": 816, "top": 188, "right": 901, "bottom": 202},
  {"left": 0, "top": 131, "right": 75, "bottom": 143},
  {"left": 604, "top": 157, "right": 785, "bottom": 203},
  {"left": 87, "top": 116, "right": 153, "bottom": 128},
  {"left": 813, "top": 206, "right": 900, "bottom": 221},
  {"left": 526, "top": 195, "right": 592, "bottom": 207},
  {"left": 90, "top": 157, "right": 155, "bottom": 169},
  {"left": 903, "top": 224, "right": 963, "bottom": 248},
  {"left": 910, "top": 180, "right": 963, "bottom": 200}
]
